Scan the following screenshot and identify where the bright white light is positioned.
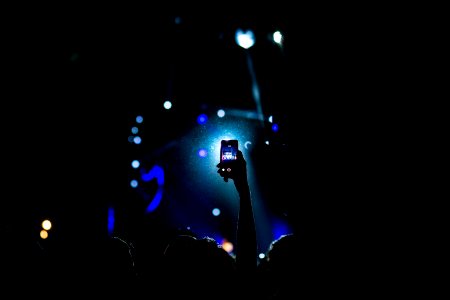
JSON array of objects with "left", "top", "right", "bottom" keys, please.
[
  {"left": 235, "top": 29, "right": 255, "bottom": 49},
  {"left": 217, "top": 109, "right": 225, "bottom": 118},
  {"left": 130, "top": 179, "right": 138, "bottom": 188},
  {"left": 259, "top": 253, "right": 266, "bottom": 259},
  {"left": 131, "top": 126, "right": 139, "bottom": 134},
  {"left": 265, "top": 140, "right": 270, "bottom": 145},
  {"left": 136, "top": 115, "right": 143, "bottom": 123},
  {"left": 41, "top": 220, "right": 52, "bottom": 230},
  {"left": 212, "top": 208, "right": 221, "bottom": 216},
  {"left": 163, "top": 101, "right": 172, "bottom": 110},
  {"left": 133, "top": 136, "right": 142, "bottom": 144},
  {"left": 273, "top": 31, "right": 283, "bottom": 45},
  {"left": 268, "top": 115, "right": 273, "bottom": 123},
  {"left": 221, "top": 136, "right": 234, "bottom": 142},
  {"left": 131, "top": 160, "right": 140, "bottom": 168}
]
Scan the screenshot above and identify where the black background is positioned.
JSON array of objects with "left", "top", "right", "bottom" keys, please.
[{"left": 1, "top": 7, "right": 424, "bottom": 293}]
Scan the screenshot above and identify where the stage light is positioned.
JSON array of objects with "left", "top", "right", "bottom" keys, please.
[
  {"left": 130, "top": 179, "right": 138, "bottom": 188},
  {"left": 217, "top": 109, "right": 225, "bottom": 118},
  {"left": 259, "top": 253, "right": 266, "bottom": 259},
  {"left": 131, "top": 126, "right": 138, "bottom": 134},
  {"left": 41, "top": 219, "right": 52, "bottom": 230},
  {"left": 235, "top": 29, "right": 255, "bottom": 49},
  {"left": 141, "top": 165, "right": 164, "bottom": 185},
  {"left": 40, "top": 230, "right": 49, "bottom": 239},
  {"left": 136, "top": 115, "right": 143, "bottom": 123},
  {"left": 198, "top": 149, "right": 207, "bottom": 158},
  {"left": 273, "top": 30, "right": 283, "bottom": 45},
  {"left": 212, "top": 208, "right": 221, "bottom": 216},
  {"left": 133, "top": 136, "right": 142, "bottom": 144},
  {"left": 221, "top": 240, "right": 234, "bottom": 253},
  {"left": 163, "top": 100, "right": 172, "bottom": 110},
  {"left": 271, "top": 123, "right": 279, "bottom": 132},
  {"left": 131, "top": 160, "right": 140, "bottom": 168},
  {"left": 268, "top": 115, "right": 273, "bottom": 123},
  {"left": 107, "top": 207, "right": 115, "bottom": 236},
  {"left": 197, "top": 113, "right": 208, "bottom": 125},
  {"left": 139, "top": 164, "right": 165, "bottom": 212},
  {"left": 147, "top": 186, "right": 163, "bottom": 213}
]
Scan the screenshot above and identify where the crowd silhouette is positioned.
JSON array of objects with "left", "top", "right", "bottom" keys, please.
[{"left": 2, "top": 147, "right": 305, "bottom": 299}]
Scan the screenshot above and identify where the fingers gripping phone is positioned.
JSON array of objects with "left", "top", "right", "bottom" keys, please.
[{"left": 220, "top": 140, "right": 238, "bottom": 166}]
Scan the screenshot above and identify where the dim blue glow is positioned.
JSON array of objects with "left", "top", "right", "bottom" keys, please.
[
  {"left": 217, "top": 109, "right": 225, "bottom": 118},
  {"left": 272, "top": 220, "right": 291, "bottom": 241},
  {"left": 128, "top": 136, "right": 134, "bottom": 143},
  {"left": 163, "top": 100, "right": 172, "bottom": 109},
  {"left": 198, "top": 149, "right": 207, "bottom": 158},
  {"left": 136, "top": 115, "right": 143, "bottom": 123},
  {"left": 212, "top": 208, "right": 221, "bottom": 216},
  {"left": 130, "top": 180, "right": 138, "bottom": 188},
  {"left": 107, "top": 207, "right": 115, "bottom": 236},
  {"left": 133, "top": 136, "right": 142, "bottom": 144},
  {"left": 235, "top": 29, "right": 255, "bottom": 49},
  {"left": 131, "top": 160, "right": 140, "bottom": 168},
  {"left": 197, "top": 113, "right": 208, "bottom": 125},
  {"left": 271, "top": 123, "right": 279, "bottom": 132},
  {"left": 131, "top": 126, "right": 139, "bottom": 134},
  {"left": 210, "top": 234, "right": 224, "bottom": 245},
  {"left": 141, "top": 165, "right": 165, "bottom": 185}
]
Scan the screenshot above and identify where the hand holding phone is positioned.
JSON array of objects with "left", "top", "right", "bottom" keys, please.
[
  {"left": 220, "top": 139, "right": 239, "bottom": 165},
  {"left": 218, "top": 140, "right": 247, "bottom": 183}
]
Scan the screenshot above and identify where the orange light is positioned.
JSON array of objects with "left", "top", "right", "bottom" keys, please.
[{"left": 40, "top": 230, "right": 49, "bottom": 239}]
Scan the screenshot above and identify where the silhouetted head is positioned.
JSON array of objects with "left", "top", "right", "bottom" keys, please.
[
  {"left": 267, "top": 234, "right": 300, "bottom": 270},
  {"left": 162, "top": 234, "right": 237, "bottom": 299},
  {"left": 257, "top": 233, "right": 303, "bottom": 299},
  {"left": 98, "top": 236, "right": 137, "bottom": 282}
]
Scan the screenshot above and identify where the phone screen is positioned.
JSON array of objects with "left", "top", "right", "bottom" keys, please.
[{"left": 220, "top": 140, "right": 238, "bottom": 163}]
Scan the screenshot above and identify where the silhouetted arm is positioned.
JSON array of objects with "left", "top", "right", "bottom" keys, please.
[
  {"left": 234, "top": 169, "right": 257, "bottom": 275},
  {"left": 217, "top": 150, "right": 257, "bottom": 274}
]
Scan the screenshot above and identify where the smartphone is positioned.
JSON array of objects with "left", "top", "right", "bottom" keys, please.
[{"left": 220, "top": 140, "right": 238, "bottom": 165}]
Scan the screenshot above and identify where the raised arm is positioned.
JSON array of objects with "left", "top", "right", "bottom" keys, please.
[{"left": 217, "top": 150, "right": 257, "bottom": 274}]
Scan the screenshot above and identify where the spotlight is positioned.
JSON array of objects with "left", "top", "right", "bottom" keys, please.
[
  {"left": 235, "top": 29, "right": 255, "bottom": 49},
  {"left": 163, "top": 100, "right": 172, "bottom": 110},
  {"left": 273, "top": 30, "right": 283, "bottom": 45}
]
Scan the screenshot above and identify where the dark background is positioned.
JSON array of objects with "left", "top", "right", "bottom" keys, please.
[{"left": 1, "top": 9, "right": 422, "bottom": 292}]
